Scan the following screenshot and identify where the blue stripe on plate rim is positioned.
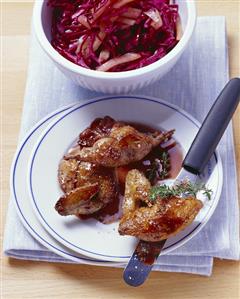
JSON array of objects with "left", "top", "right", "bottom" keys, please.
[
  {"left": 28, "top": 95, "right": 223, "bottom": 260},
  {"left": 11, "top": 103, "right": 117, "bottom": 264}
]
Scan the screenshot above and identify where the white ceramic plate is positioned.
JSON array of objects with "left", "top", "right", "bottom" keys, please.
[
  {"left": 11, "top": 104, "right": 123, "bottom": 266},
  {"left": 28, "top": 96, "right": 223, "bottom": 262}
]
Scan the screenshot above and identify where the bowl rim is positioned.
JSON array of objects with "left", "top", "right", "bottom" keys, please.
[{"left": 33, "top": 0, "right": 196, "bottom": 79}]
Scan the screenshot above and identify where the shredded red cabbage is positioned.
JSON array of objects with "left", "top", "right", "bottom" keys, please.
[{"left": 49, "top": 0, "right": 181, "bottom": 72}]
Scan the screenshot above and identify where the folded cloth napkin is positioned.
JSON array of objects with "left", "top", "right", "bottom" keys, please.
[{"left": 4, "top": 16, "right": 240, "bottom": 276}]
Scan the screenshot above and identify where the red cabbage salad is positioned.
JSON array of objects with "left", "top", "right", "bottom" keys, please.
[{"left": 49, "top": 0, "right": 182, "bottom": 72}]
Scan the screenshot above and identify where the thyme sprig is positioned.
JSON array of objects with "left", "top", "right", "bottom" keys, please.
[
  {"left": 150, "top": 180, "right": 212, "bottom": 201},
  {"left": 146, "top": 151, "right": 170, "bottom": 182},
  {"left": 159, "top": 151, "right": 170, "bottom": 179},
  {"left": 146, "top": 160, "right": 159, "bottom": 182}
]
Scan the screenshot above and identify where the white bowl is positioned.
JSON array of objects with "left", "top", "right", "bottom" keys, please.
[{"left": 33, "top": 0, "right": 196, "bottom": 94}]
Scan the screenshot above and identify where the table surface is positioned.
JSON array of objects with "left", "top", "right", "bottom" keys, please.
[{"left": 1, "top": 1, "right": 240, "bottom": 298}]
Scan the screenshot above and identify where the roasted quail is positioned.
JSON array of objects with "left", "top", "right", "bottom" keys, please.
[
  {"left": 55, "top": 159, "right": 117, "bottom": 215},
  {"left": 118, "top": 169, "right": 203, "bottom": 241},
  {"left": 65, "top": 116, "right": 174, "bottom": 167}
]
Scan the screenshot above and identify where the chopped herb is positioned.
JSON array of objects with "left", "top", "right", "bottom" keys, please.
[
  {"left": 159, "top": 151, "right": 170, "bottom": 180},
  {"left": 146, "top": 160, "right": 159, "bottom": 182},
  {"left": 203, "top": 189, "right": 212, "bottom": 201},
  {"left": 146, "top": 151, "right": 170, "bottom": 183},
  {"left": 149, "top": 180, "right": 212, "bottom": 201}
]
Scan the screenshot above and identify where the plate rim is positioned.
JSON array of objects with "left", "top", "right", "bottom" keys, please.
[
  {"left": 10, "top": 103, "right": 122, "bottom": 265},
  {"left": 27, "top": 95, "right": 223, "bottom": 262}
]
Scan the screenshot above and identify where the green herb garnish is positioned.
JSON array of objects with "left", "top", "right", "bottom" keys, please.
[
  {"left": 146, "top": 161, "right": 159, "bottom": 182},
  {"left": 146, "top": 151, "right": 170, "bottom": 183},
  {"left": 159, "top": 151, "right": 170, "bottom": 180},
  {"left": 149, "top": 180, "right": 212, "bottom": 201}
]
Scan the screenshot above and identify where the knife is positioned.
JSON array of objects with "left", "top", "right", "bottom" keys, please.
[{"left": 123, "top": 78, "right": 240, "bottom": 287}]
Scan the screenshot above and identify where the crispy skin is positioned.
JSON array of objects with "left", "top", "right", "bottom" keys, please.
[
  {"left": 58, "top": 159, "right": 99, "bottom": 193},
  {"left": 56, "top": 159, "right": 117, "bottom": 215},
  {"left": 55, "top": 183, "right": 101, "bottom": 215},
  {"left": 65, "top": 123, "right": 174, "bottom": 167},
  {"left": 122, "top": 169, "right": 152, "bottom": 214},
  {"left": 58, "top": 158, "right": 80, "bottom": 193},
  {"left": 78, "top": 116, "right": 118, "bottom": 148},
  {"left": 118, "top": 170, "right": 203, "bottom": 241}
]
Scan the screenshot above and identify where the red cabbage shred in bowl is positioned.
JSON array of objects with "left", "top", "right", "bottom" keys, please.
[{"left": 49, "top": 0, "right": 181, "bottom": 72}]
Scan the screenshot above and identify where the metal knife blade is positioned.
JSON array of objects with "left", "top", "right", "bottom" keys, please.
[
  {"left": 174, "top": 168, "right": 200, "bottom": 185},
  {"left": 123, "top": 239, "right": 166, "bottom": 287}
]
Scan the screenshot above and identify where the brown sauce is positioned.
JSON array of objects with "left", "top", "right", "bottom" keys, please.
[
  {"left": 129, "top": 122, "right": 183, "bottom": 179},
  {"left": 136, "top": 215, "right": 184, "bottom": 265},
  {"left": 78, "top": 194, "right": 121, "bottom": 223},
  {"left": 135, "top": 240, "right": 166, "bottom": 265},
  {"left": 145, "top": 214, "right": 184, "bottom": 234},
  {"left": 116, "top": 142, "right": 183, "bottom": 194}
]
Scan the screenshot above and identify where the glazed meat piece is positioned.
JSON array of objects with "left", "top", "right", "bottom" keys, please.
[
  {"left": 56, "top": 183, "right": 100, "bottom": 216},
  {"left": 122, "top": 169, "right": 152, "bottom": 214},
  {"left": 66, "top": 118, "right": 174, "bottom": 167},
  {"left": 118, "top": 170, "right": 203, "bottom": 242},
  {"left": 78, "top": 116, "right": 117, "bottom": 148},
  {"left": 58, "top": 158, "right": 104, "bottom": 193},
  {"left": 58, "top": 158, "right": 80, "bottom": 193},
  {"left": 55, "top": 159, "right": 117, "bottom": 215}
]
